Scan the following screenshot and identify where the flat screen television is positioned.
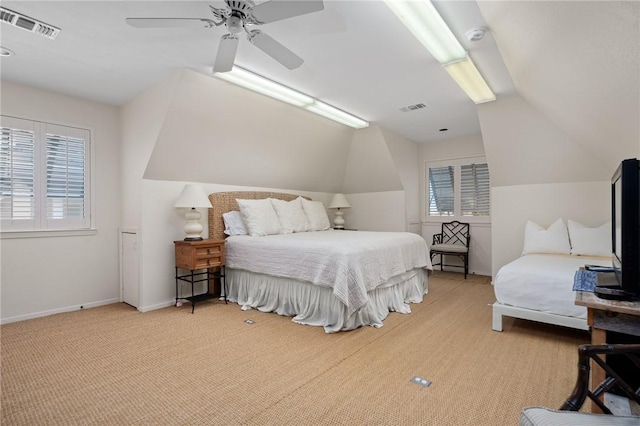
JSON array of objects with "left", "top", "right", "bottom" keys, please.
[{"left": 595, "top": 158, "right": 640, "bottom": 301}]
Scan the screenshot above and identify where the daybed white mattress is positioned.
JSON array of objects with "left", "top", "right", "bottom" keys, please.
[
  {"left": 224, "top": 230, "right": 431, "bottom": 333},
  {"left": 494, "top": 254, "right": 611, "bottom": 319}
]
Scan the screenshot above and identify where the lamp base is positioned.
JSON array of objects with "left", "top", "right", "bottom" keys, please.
[
  {"left": 183, "top": 208, "right": 205, "bottom": 241},
  {"left": 333, "top": 210, "right": 346, "bottom": 229}
]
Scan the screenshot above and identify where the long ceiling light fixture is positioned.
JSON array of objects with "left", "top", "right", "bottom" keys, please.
[
  {"left": 383, "top": 0, "right": 496, "bottom": 104},
  {"left": 214, "top": 67, "right": 369, "bottom": 129}
]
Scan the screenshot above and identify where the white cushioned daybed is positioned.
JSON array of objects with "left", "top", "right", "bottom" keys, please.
[
  {"left": 208, "top": 191, "right": 432, "bottom": 333},
  {"left": 492, "top": 218, "right": 611, "bottom": 332}
]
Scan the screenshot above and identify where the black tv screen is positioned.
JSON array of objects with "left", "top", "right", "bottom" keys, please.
[{"left": 599, "top": 158, "right": 640, "bottom": 300}]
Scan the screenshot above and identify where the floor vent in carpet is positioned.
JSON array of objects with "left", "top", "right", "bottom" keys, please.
[{"left": 410, "top": 376, "right": 431, "bottom": 388}]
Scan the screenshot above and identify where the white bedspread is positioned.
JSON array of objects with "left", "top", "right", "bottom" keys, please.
[
  {"left": 494, "top": 254, "right": 611, "bottom": 319},
  {"left": 226, "top": 230, "right": 431, "bottom": 315}
]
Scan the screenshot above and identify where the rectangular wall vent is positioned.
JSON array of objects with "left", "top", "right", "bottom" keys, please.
[
  {"left": 400, "top": 103, "right": 427, "bottom": 113},
  {"left": 0, "top": 7, "right": 60, "bottom": 40}
]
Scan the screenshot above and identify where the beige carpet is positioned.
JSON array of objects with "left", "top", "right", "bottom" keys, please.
[{"left": 1, "top": 271, "right": 590, "bottom": 425}]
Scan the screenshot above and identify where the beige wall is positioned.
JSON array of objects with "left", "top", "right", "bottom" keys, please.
[
  {"left": 144, "top": 70, "right": 353, "bottom": 193},
  {"left": 479, "top": 94, "right": 638, "bottom": 276},
  {"left": 0, "top": 81, "right": 121, "bottom": 323},
  {"left": 479, "top": 95, "right": 610, "bottom": 186},
  {"left": 491, "top": 181, "right": 610, "bottom": 276},
  {"left": 420, "top": 134, "right": 491, "bottom": 276},
  {"left": 121, "top": 70, "right": 418, "bottom": 311}
]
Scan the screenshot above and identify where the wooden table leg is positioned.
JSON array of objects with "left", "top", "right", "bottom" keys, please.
[{"left": 590, "top": 326, "right": 607, "bottom": 413}]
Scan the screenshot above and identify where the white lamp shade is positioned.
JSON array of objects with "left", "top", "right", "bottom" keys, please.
[
  {"left": 329, "top": 193, "right": 351, "bottom": 209},
  {"left": 174, "top": 184, "right": 212, "bottom": 208}
]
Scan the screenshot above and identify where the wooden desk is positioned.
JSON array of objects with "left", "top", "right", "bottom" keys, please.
[{"left": 575, "top": 291, "right": 640, "bottom": 412}]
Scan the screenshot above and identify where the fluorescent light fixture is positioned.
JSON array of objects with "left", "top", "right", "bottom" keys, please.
[
  {"left": 383, "top": 0, "right": 465, "bottom": 64},
  {"left": 444, "top": 57, "right": 495, "bottom": 104},
  {"left": 383, "top": 0, "right": 496, "bottom": 104},
  {"left": 306, "top": 101, "right": 369, "bottom": 129},
  {"left": 215, "top": 66, "right": 313, "bottom": 107},
  {"left": 215, "top": 67, "right": 368, "bottom": 129}
]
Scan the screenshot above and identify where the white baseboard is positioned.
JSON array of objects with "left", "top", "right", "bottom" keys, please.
[
  {"left": 1, "top": 297, "right": 121, "bottom": 325},
  {"left": 137, "top": 300, "right": 176, "bottom": 313}
]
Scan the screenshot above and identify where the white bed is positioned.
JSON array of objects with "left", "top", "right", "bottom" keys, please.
[
  {"left": 208, "top": 191, "right": 432, "bottom": 333},
  {"left": 492, "top": 254, "right": 611, "bottom": 332}
]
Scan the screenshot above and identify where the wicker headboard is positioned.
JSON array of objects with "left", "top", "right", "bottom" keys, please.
[{"left": 208, "top": 191, "right": 309, "bottom": 240}]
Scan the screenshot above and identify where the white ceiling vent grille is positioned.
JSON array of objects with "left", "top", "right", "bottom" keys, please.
[
  {"left": 0, "top": 7, "right": 60, "bottom": 40},
  {"left": 400, "top": 103, "right": 427, "bottom": 113}
]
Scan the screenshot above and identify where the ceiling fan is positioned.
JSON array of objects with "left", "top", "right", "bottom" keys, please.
[{"left": 126, "top": 0, "right": 324, "bottom": 73}]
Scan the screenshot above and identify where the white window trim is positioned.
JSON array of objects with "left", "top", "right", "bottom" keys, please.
[
  {"left": 424, "top": 155, "right": 490, "bottom": 224},
  {"left": 0, "top": 115, "right": 96, "bottom": 237}
]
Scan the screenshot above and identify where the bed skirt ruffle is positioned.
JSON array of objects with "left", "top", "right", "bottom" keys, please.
[{"left": 225, "top": 268, "right": 428, "bottom": 333}]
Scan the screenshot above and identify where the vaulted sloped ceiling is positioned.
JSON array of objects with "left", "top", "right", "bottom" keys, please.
[
  {"left": 143, "top": 69, "right": 354, "bottom": 193},
  {"left": 477, "top": 0, "right": 640, "bottom": 174}
]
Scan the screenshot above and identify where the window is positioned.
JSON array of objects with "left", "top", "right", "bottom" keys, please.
[
  {"left": 426, "top": 157, "right": 490, "bottom": 220},
  {"left": 1, "top": 116, "right": 91, "bottom": 232},
  {"left": 428, "top": 165, "right": 454, "bottom": 216}
]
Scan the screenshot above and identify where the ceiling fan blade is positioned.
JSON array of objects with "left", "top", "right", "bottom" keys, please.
[
  {"left": 213, "top": 34, "right": 239, "bottom": 73},
  {"left": 248, "top": 30, "right": 303, "bottom": 70},
  {"left": 248, "top": 0, "right": 324, "bottom": 24},
  {"left": 126, "top": 18, "right": 216, "bottom": 29}
]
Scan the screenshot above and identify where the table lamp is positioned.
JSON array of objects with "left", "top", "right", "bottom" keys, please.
[
  {"left": 174, "top": 184, "right": 212, "bottom": 240},
  {"left": 329, "top": 193, "right": 351, "bottom": 229}
]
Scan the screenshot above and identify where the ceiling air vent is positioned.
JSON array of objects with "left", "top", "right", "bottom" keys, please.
[
  {"left": 0, "top": 7, "right": 60, "bottom": 40},
  {"left": 400, "top": 103, "right": 427, "bottom": 113}
]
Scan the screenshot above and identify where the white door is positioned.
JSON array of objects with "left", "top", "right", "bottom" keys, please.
[{"left": 121, "top": 231, "right": 139, "bottom": 308}]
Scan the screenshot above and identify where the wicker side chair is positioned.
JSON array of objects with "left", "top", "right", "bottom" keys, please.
[{"left": 430, "top": 221, "right": 470, "bottom": 279}]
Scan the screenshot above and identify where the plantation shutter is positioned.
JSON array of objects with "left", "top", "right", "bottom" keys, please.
[
  {"left": 428, "top": 165, "right": 454, "bottom": 216},
  {"left": 461, "top": 162, "right": 490, "bottom": 216},
  {"left": 0, "top": 116, "right": 91, "bottom": 232},
  {"left": 0, "top": 117, "right": 37, "bottom": 230},
  {"left": 44, "top": 124, "right": 90, "bottom": 229}
]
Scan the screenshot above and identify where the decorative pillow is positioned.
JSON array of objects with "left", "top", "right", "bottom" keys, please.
[
  {"left": 522, "top": 218, "right": 571, "bottom": 255},
  {"left": 222, "top": 210, "right": 248, "bottom": 236},
  {"left": 236, "top": 199, "right": 281, "bottom": 237},
  {"left": 269, "top": 198, "right": 310, "bottom": 234},
  {"left": 300, "top": 197, "right": 330, "bottom": 231},
  {"left": 568, "top": 220, "right": 611, "bottom": 257}
]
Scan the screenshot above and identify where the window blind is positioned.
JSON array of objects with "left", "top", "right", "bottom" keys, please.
[
  {"left": 0, "top": 125, "right": 36, "bottom": 223},
  {"left": 461, "top": 163, "right": 490, "bottom": 216},
  {"left": 1, "top": 116, "right": 91, "bottom": 232},
  {"left": 428, "top": 165, "right": 454, "bottom": 216},
  {"left": 46, "top": 133, "right": 86, "bottom": 220}
]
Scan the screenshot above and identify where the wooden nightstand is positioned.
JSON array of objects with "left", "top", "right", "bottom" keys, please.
[{"left": 174, "top": 239, "right": 226, "bottom": 313}]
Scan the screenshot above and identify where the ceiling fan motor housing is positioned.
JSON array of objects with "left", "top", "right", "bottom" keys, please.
[{"left": 226, "top": 0, "right": 254, "bottom": 18}]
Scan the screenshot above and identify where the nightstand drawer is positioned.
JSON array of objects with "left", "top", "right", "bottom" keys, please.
[
  {"left": 174, "top": 239, "right": 225, "bottom": 270},
  {"left": 195, "top": 245, "right": 221, "bottom": 257},
  {"left": 194, "top": 255, "right": 223, "bottom": 269}
]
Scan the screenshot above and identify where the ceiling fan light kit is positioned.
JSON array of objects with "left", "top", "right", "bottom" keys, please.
[
  {"left": 215, "top": 66, "right": 368, "bottom": 129},
  {"left": 383, "top": 0, "right": 495, "bottom": 104}
]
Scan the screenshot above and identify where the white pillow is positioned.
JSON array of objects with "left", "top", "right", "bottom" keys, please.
[
  {"left": 300, "top": 197, "right": 330, "bottom": 231},
  {"left": 522, "top": 218, "right": 571, "bottom": 255},
  {"left": 236, "top": 199, "right": 281, "bottom": 236},
  {"left": 568, "top": 220, "right": 611, "bottom": 257},
  {"left": 222, "top": 210, "right": 248, "bottom": 236},
  {"left": 269, "top": 198, "right": 310, "bottom": 234}
]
